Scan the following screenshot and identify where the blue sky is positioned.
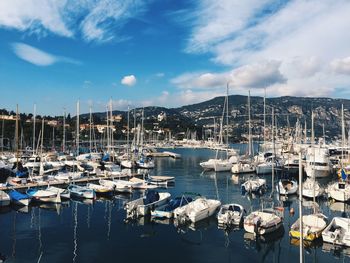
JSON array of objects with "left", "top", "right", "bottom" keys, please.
[{"left": 1, "top": 0, "right": 350, "bottom": 115}]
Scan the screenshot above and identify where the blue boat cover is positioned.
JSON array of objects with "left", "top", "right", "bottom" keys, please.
[
  {"left": 16, "top": 170, "right": 27, "bottom": 178},
  {"left": 9, "top": 190, "right": 29, "bottom": 201},
  {"left": 102, "top": 154, "right": 110, "bottom": 161},
  {"left": 26, "top": 189, "right": 38, "bottom": 197}
]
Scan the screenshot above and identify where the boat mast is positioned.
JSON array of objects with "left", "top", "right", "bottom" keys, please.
[
  {"left": 248, "top": 90, "right": 252, "bottom": 156},
  {"left": 15, "top": 104, "right": 19, "bottom": 168},
  {"left": 89, "top": 106, "right": 92, "bottom": 153},
  {"left": 76, "top": 100, "right": 80, "bottom": 156},
  {"left": 33, "top": 103, "right": 36, "bottom": 155},
  {"left": 106, "top": 104, "right": 109, "bottom": 154},
  {"left": 342, "top": 104, "right": 345, "bottom": 166},
  {"left": 271, "top": 107, "right": 275, "bottom": 195},
  {"left": 109, "top": 99, "right": 113, "bottom": 155},
  {"left": 1, "top": 118, "right": 4, "bottom": 153},
  {"left": 63, "top": 109, "right": 66, "bottom": 153},
  {"left": 263, "top": 88, "right": 266, "bottom": 151},
  {"left": 40, "top": 118, "right": 44, "bottom": 176},
  {"left": 226, "top": 83, "right": 229, "bottom": 151},
  {"left": 298, "top": 150, "right": 304, "bottom": 263},
  {"left": 127, "top": 105, "right": 130, "bottom": 157}
]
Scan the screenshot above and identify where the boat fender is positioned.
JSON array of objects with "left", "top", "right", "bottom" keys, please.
[{"left": 290, "top": 207, "right": 295, "bottom": 216}]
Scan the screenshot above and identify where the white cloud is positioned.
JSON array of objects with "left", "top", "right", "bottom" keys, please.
[
  {"left": 171, "top": 60, "right": 285, "bottom": 90},
  {"left": 330, "top": 57, "right": 350, "bottom": 75},
  {"left": 0, "top": 0, "right": 148, "bottom": 43},
  {"left": 0, "top": 0, "right": 72, "bottom": 37},
  {"left": 11, "top": 42, "right": 79, "bottom": 66},
  {"left": 171, "top": 72, "right": 227, "bottom": 89},
  {"left": 121, "top": 75, "right": 137, "bottom": 86},
  {"left": 230, "top": 60, "right": 286, "bottom": 88},
  {"left": 177, "top": 0, "right": 350, "bottom": 97}
]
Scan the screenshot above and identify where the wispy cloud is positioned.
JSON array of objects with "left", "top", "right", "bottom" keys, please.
[
  {"left": 0, "top": 0, "right": 149, "bottom": 43},
  {"left": 121, "top": 75, "right": 137, "bottom": 87},
  {"left": 11, "top": 42, "right": 80, "bottom": 66}
]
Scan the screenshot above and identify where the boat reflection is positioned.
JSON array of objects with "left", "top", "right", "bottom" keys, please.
[
  {"left": 244, "top": 225, "right": 285, "bottom": 250},
  {"left": 174, "top": 216, "right": 217, "bottom": 234},
  {"left": 322, "top": 242, "right": 350, "bottom": 259}
]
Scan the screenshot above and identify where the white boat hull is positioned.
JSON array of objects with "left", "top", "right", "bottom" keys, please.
[{"left": 323, "top": 217, "right": 350, "bottom": 247}]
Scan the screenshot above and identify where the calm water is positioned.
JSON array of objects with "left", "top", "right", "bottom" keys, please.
[{"left": 0, "top": 147, "right": 348, "bottom": 263}]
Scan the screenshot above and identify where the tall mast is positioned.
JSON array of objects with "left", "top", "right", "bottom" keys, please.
[
  {"left": 109, "top": 99, "right": 113, "bottom": 153},
  {"left": 271, "top": 107, "right": 275, "bottom": 194},
  {"left": 52, "top": 125, "right": 55, "bottom": 151},
  {"left": 226, "top": 83, "right": 229, "bottom": 148},
  {"left": 263, "top": 88, "right": 266, "bottom": 150},
  {"left": 63, "top": 109, "right": 66, "bottom": 153},
  {"left": 342, "top": 104, "right": 345, "bottom": 165},
  {"left": 1, "top": 118, "right": 4, "bottom": 153},
  {"left": 15, "top": 104, "right": 19, "bottom": 167},
  {"left": 298, "top": 151, "right": 304, "bottom": 263},
  {"left": 106, "top": 105, "right": 109, "bottom": 153},
  {"left": 248, "top": 90, "right": 252, "bottom": 156},
  {"left": 89, "top": 106, "right": 92, "bottom": 153},
  {"left": 140, "top": 108, "right": 145, "bottom": 149},
  {"left": 33, "top": 103, "right": 36, "bottom": 155},
  {"left": 127, "top": 105, "right": 130, "bottom": 156},
  {"left": 311, "top": 111, "right": 315, "bottom": 146},
  {"left": 40, "top": 118, "right": 44, "bottom": 176},
  {"left": 76, "top": 100, "right": 80, "bottom": 156}
]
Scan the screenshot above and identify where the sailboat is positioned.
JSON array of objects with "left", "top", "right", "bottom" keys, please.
[
  {"left": 302, "top": 177, "right": 324, "bottom": 198},
  {"left": 200, "top": 84, "right": 234, "bottom": 172},
  {"left": 231, "top": 91, "right": 256, "bottom": 174},
  {"left": 290, "top": 153, "right": 328, "bottom": 242}
]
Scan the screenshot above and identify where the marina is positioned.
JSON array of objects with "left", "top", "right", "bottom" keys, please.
[
  {"left": 0, "top": 146, "right": 349, "bottom": 262},
  {"left": 1, "top": 1, "right": 350, "bottom": 262}
]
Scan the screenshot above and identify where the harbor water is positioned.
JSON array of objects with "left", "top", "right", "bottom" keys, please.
[{"left": 0, "top": 147, "right": 347, "bottom": 263}]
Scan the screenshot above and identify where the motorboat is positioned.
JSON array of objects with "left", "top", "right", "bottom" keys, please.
[
  {"left": 9, "top": 190, "right": 31, "bottom": 206},
  {"left": 276, "top": 179, "right": 298, "bottom": 195},
  {"left": 68, "top": 184, "right": 96, "bottom": 199},
  {"left": 136, "top": 156, "right": 155, "bottom": 169},
  {"left": 326, "top": 181, "right": 350, "bottom": 202},
  {"left": 305, "top": 146, "right": 332, "bottom": 178},
  {"left": 151, "top": 196, "right": 193, "bottom": 219},
  {"left": 125, "top": 191, "right": 171, "bottom": 218},
  {"left": 231, "top": 159, "right": 256, "bottom": 174},
  {"left": 289, "top": 213, "right": 327, "bottom": 241},
  {"left": 244, "top": 208, "right": 283, "bottom": 235},
  {"left": 26, "top": 188, "right": 61, "bottom": 203},
  {"left": 86, "top": 183, "right": 114, "bottom": 194},
  {"left": 322, "top": 217, "right": 350, "bottom": 247},
  {"left": 241, "top": 177, "right": 266, "bottom": 194},
  {"left": 173, "top": 197, "right": 221, "bottom": 223},
  {"left": 217, "top": 203, "right": 244, "bottom": 227},
  {"left": 46, "top": 186, "right": 71, "bottom": 199},
  {"left": 0, "top": 190, "right": 10, "bottom": 207}
]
